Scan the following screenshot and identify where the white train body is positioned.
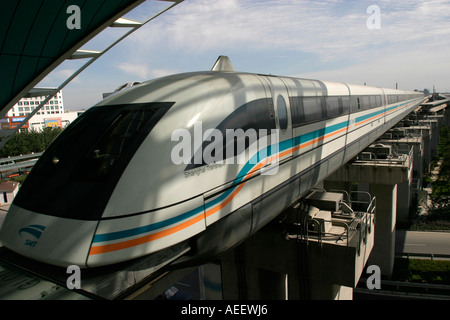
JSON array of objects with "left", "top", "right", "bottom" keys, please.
[{"left": 0, "top": 58, "right": 425, "bottom": 268}]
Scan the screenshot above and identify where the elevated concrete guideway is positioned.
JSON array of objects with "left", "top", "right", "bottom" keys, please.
[
  {"left": 219, "top": 95, "right": 448, "bottom": 300},
  {"left": 324, "top": 98, "right": 449, "bottom": 281}
]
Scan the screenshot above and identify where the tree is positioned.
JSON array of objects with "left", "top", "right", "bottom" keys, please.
[{"left": 0, "top": 127, "right": 63, "bottom": 157}]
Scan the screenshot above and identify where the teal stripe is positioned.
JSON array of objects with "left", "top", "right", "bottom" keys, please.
[
  {"left": 94, "top": 118, "right": 350, "bottom": 243},
  {"left": 356, "top": 100, "right": 416, "bottom": 124}
]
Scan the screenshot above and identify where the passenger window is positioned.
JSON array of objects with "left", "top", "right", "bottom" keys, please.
[
  {"left": 362, "top": 96, "right": 370, "bottom": 109},
  {"left": 277, "top": 95, "right": 288, "bottom": 131},
  {"left": 369, "top": 96, "right": 377, "bottom": 108},
  {"left": 185, "top": 98, "right": 276, "bottom": 170},
  {"left": 303, "top": 97, "right": 322, "bottom": 122},
  {"left": 341, "top": 97, "right": 350, "bottom": 114},
  {"left": 375, "top": 96, "right": 382, "bottom": 107},
  {"left": 326, "top": 97, "right": 340, "bottom": 118},
  {"left": 289, "top": 97, "right": 304, "bottom": 128},
  {"left": 350, "top": 97, "right": 360, "bottom": 112}
]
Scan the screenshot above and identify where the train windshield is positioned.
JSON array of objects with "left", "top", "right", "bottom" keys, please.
[{"left": 14, "top": 102, "right": 173, "bottom": 220}]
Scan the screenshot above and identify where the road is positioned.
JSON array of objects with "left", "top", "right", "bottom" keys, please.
[{"left": 396, "top": 230, "right": 450, "bottom": 258}]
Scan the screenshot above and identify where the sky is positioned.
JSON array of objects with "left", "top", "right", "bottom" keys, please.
[{"left": 38, "top": 0, "right": 450, "bottom": 111}]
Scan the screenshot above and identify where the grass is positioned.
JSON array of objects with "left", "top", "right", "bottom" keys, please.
[{"left": 392, "top": 258, "right": 450, "bottom": 285}]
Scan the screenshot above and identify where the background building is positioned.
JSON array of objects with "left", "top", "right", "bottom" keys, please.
[
  {"left": 1, "top": 90, "right": 81, "bottom": 132},
  {"left": 0, "top": 181, "right": 19, "bottom": 206}
]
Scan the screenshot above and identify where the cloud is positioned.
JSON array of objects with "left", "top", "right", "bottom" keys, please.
[
  {"left": 62, "top": 0, "right": 450, "bottom": 110},
  {"left": 149, "top": 68, "right": 180, "bottom": 78},
  {"left": 116, "top": 62, "right": 151, "bottom": 79},
  {"left": 299, "top": 45, "right": 450, "bottom": 91},
  {"left": 130, "top": 0, "right": 450, "bottom": 65}
]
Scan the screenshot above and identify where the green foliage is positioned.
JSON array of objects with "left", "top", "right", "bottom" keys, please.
[
  {"left": 410, "top": 220, "right": 450, "bottom": 231},
  {"left": 411, "top": 125, "right": 450, "bottom": 230},
  {"left": 433, "top": 126, "right": 450, "bottom": 197},
  {"left": 0, "top": 127, "right": 62, "bottom": 157},
  {"left": 393, "top": 258, "right": 450, "bottom": 285}
]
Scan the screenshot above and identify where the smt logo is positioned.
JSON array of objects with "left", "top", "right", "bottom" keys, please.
[{"left": 18, "top": 224, "right": 46, "bottom": 248}]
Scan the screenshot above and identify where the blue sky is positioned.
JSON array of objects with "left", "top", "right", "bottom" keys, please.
[{"left": 38, "top": 0, "right": 450, "bottom": 110}]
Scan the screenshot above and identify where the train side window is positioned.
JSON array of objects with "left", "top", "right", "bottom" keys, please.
[
  {"left": 325, "top": 96, "right": 340, "bottom": 118},
  {"left": 290, "top": 97, "right": 304, "bottom": 128},
  {"left": 276, "top": 95, "right": 288, "bottom": 132},
  {"left": 186, "top": 98, "right": 276, "bottom": 170},
  {"left": 351, "top": 96, "right": 362, "bottom": 112},
  {"left": 369, "top": 96, "right": 377, "bottom": 108},
  {"left": 303, "top": 97, "right": 322, "bottom": 122},
  {"left": 341, "top": 96, "right": 350, "bottom": 114},
  {"left": 362, "top": 96, "right": 370, "bottom": 109},
  {"left": 376, "top": 95, "right": 382, "bottom": 107},
  {"left": 388, "top": 95, "right": 394, "bottom": 104}
]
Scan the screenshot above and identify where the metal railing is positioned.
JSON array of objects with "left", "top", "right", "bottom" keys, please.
[
  {"left": 395, "top": 252, "right": 450, "bottom": 261},
  {"left": 287, "top": 190, "right": 376, "bottom": 256},
  {"left": 303, "top": 211, "right": 374, "bottom": 256},
  {"left": 357, "top": 278, "right": 450, "bottom": 299}
]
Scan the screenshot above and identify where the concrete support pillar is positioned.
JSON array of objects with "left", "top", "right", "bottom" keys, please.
[
  {"left": 397, "top": 179, "right": 411, "bottom": 224},
  {"left": 444, "top": 108, "right": 450, "bottom": 127},
  {"left": 220, "top": 213, "right": 373, "bottom": 300},
  {"left": 422, "top": 129, "right": 431, "bottom": 175},
  {"left": 368, "top": 183, "right": 397, "bottom": 278},
  {"left": 221, "top": 244, "right": 354, "bottom": 300},
  {"left": 430, "top": 121, "right": 439, "bottom": 158},
  {"left": 220, "top": 244, "right": 287, "bottom": 300},
  {"left": 307, "top": 280, "right": 353, "bottom": 300}
]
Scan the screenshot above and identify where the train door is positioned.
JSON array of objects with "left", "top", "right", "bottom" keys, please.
[{"left": 261, "top": 76, "right": 293, "bottom": 165}]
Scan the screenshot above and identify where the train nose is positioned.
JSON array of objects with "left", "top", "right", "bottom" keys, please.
[{"left": 0, "top": 204, "right": 98, "bottom": 268}]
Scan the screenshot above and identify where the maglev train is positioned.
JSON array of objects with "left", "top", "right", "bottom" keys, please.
[{"left": 0, "top": 56, "right": 425, "bottom": 268}]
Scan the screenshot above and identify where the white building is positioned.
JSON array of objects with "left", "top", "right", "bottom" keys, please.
[
  {"left": 9, "top": 90, "right": 65, "bottom": 117},
  {"left": 2, "top": 90, "right": 82, "bottom": 132}
]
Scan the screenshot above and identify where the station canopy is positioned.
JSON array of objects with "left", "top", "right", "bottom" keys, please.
[{"left": 0, "top": 0, "right": 180, "bottom": 120}]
